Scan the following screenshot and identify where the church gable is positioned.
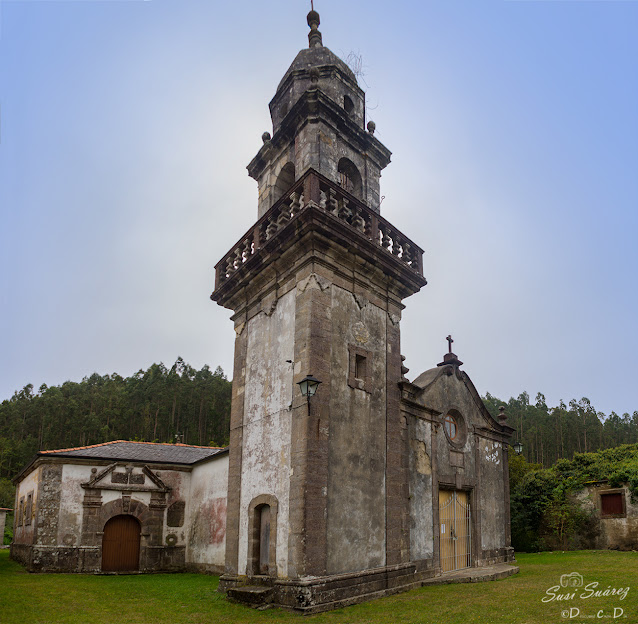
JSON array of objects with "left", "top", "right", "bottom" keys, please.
[{"left": 401, "top": 343, "right": 515, "bottom": 575}]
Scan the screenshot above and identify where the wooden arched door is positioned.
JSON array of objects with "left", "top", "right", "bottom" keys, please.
[{"left": 102, "top": 515, "right": 141, "bottom": 572}]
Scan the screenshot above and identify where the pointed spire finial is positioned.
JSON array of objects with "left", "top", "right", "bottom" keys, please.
[{"left": 307, "top": 7, "right": 322, "bottom": 48}]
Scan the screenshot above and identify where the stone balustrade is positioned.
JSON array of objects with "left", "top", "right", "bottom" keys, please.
[{"left": 214, "top": 169, "right": 424, "bottom": 288}]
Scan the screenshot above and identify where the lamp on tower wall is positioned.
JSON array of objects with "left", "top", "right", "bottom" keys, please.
[{"left": 297, "top": 374, "right": 322, "bottom": 403}]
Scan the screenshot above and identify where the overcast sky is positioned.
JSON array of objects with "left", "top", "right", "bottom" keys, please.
[{"left": 1, "top": 0, "right": 636, "bottom": 418}]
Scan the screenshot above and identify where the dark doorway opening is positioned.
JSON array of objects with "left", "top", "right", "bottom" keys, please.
[{"left": 258, "top": 504, "right": 271, "bottom": 575}]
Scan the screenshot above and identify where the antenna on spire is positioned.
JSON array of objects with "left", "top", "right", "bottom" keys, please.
[{"left": 311, "top": 0, "right": 314, "bottom": 10}]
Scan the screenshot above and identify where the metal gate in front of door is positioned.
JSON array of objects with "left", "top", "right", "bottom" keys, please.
[{"left": 439, "top": 490, "right": 471, "bottom": 573}]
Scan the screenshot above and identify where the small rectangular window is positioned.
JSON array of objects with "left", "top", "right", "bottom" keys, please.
[
  {"left": 17, "top": 497, "right": 24, "bottom": 527},
  {"left": 348, "top": 345, "right": 371, "bottom": 392},
  {"left": 25, "top": 493, "right": 33, "bottom": 526},
  {"left": 601, "top": 492, "right": 624, "bottom": 516},
  {"left": 355, "top": 354, "right": 367, "bottom": 380}
]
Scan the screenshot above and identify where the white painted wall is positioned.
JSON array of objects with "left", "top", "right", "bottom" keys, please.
[
  {"left": 238, "top": 289, "right": 295, "bottom": 577},
  {"left": 58, "top": 464, "right": 102, "bottom": 545},
  {"left": 13, "top": 466, "right": 40, "bottom": 544},
  {"left": 186, "top": 454, "right": 228, "bottom": 567},
  {"left": 157, "top": 468, "right": 191, "bottom": 548}
]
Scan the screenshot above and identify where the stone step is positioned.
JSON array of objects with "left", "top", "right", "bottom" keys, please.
[{"left": 227, "top": 585, "right": 274, "bottom": 607}]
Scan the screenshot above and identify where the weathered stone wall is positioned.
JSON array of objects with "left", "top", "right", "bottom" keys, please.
[
  {"left": 237, "top": 288, "right": 295, "bottom": 577},
  {"left": 477, "top": 437, "right": 506, "bottom": 553},
  {"left": 12, "top": 465, "right": 41, "bottom": 546},
  {"left": 326, "top": 285, "right": 387, "bottom": 574},
  {"left": 408, "top": 418, "right": 434, "bottom": 561},
  {"left": 576, "top": 485, "right": 638, "bottom": 550},
  {"left": 186, "top": 454, "right": 228, "bottom": 572},
  {"left": 58, "top": 464, "right": 100, "bottom": 549},
  {"left": 36, "top": 463, "right": 64, "bottom": 550},
  {"left": 154, "top": 468, "right": 189, "bottom": 552}
]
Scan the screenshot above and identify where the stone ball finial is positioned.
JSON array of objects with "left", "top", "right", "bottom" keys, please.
[
  {"left": 309, "top": 67, "right": 320, "bottom": 83},
  {"left": 307, "top": 10, "right": 323, "bottom": 48},
  {"left": 498, "top": 406, "right": 507, "bottom": 422},
  {"left": 307, "top": 10, "right": 320, "bottom": 27},
  {"left": 367, "top": 120, "right": 376, "bottom": 134},
  {"left": 262, "top": 132, "right": 271, "bottom": 144}
]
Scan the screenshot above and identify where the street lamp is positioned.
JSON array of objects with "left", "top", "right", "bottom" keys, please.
[
  {"left": 513, "top": 440, "right": 523, "bottom": 455},
  {"left": 297, "top": 374, "right": 322, "bottom": 401}
]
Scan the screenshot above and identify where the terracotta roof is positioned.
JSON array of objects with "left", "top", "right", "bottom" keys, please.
[{"left": 38, "top": 440, "right": 226, "bottom": 465}]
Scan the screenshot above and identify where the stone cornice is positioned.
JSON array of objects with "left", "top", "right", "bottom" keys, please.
[{"left": 248, "top": 89, "right": 391, "bottom": 181}]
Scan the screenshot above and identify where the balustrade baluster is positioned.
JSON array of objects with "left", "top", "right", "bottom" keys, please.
[
  {"left": 225, "top": 256, "right": 235, "bottom": 277},
  {"left": 265, "top": 209, "right": 279, "bottom": 240},
  {"left": 319, "top": 190, "right": 327, "bottom": 209},
  {"left": 380, "top": 225, "right": 391, "bottom": 250},
  {"left": 277, "top": 204, "right": 291, "bottom": 228},
  {"left": 328, "top": 189, "right": 338, "bottom": 215},
  {"left": 242, "top": 237, "right": 252, "bottom": 263},
  {"left": 351, "top": 205, "right": 366, "bottom": 233},
  {"left": 402, "top": 242, "right": 413, "bottom": 266},
  {"left": 338, "top": 197, "right": 352, "bottom": 222},
  {"left": 290, "top": 192, "right": 301, "bottom": 217},
  {"left": 392, "top": 233, "right": 402, "bottom": 256}
]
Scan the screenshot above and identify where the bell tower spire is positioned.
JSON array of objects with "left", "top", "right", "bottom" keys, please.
[{"left": 247, "top": 9, "right": 391, "bottom": 219}]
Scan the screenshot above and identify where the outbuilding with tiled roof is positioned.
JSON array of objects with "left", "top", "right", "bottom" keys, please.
[{"left": 11, "top": 440, "right": 228, "bottom": 574}]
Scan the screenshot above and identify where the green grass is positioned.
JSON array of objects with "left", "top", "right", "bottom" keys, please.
[{"left": 1, "top": 550, "right": 636, "bottom": 623}]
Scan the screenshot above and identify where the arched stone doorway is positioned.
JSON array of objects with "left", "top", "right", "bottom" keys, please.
[
  {"left": 102, "top": 515, "right": 141, "bottom": 572},
  {"left": 247, "top": 494, "right": 278, "bottom": 576}
]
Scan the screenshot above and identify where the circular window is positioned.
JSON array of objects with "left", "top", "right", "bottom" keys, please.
[
  {"left": 442, "top": 409, "right": 466, "bottom": 448},
  {"left": 444, "top": 414, "right": 458, "bottom": 440}
]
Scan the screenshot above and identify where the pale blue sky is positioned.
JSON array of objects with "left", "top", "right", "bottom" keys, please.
[{"left": 1, "top": 0, "right": 636, "bottom": 417}]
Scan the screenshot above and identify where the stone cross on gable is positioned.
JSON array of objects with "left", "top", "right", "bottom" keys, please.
[{"left": 446, "top": 335, "right": 453, "bottom": 353}]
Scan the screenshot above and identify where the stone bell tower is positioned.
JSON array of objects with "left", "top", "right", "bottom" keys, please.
[{"left": 212, "top": 10, "right": 427, "bottom": 611}]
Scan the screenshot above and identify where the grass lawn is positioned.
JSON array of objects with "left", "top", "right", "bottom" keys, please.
[{"left": 0, "top": 549, "right": 636, "bottom": 624}]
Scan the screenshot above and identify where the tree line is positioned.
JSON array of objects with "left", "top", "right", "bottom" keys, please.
[
  {"left": 482, "top": 391, "right": 638, "bottom": 468},
  {"left": 0, "top": 358, "right": 232, "bottom": 483}
]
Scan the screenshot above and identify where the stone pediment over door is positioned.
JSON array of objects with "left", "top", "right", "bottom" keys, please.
[{"left": 81, "top": 463, "right": 171, "bottom": 494}]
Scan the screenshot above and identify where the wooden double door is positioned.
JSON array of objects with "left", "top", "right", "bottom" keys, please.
[
  {"left": 102, "top": 515, "right": 141, "bottom": 572},
  {"left": 439, "top": 490, "right": 471, "bottom": 573}
]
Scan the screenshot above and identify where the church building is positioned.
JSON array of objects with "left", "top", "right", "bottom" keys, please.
[{"left": 210, "top": 9, "right": 517, "bottom": 613}]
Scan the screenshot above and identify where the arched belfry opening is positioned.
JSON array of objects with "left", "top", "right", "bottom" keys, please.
[
  {"left": 343, "top": 94, "right": 354, "bottom": 116},
  {"left": 337, "top": 158, "right": 362, "bottom": 198},
  {"left": 273, "top": 162, "right": 295, "bottom": 203}
]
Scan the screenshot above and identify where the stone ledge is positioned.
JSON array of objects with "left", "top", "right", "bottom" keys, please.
[
  {"left": 420, "top": 563, "right": 519, "bottom": 587},
  {"left": 220, "top": 561, "right": 518, "bottom": 614}
]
